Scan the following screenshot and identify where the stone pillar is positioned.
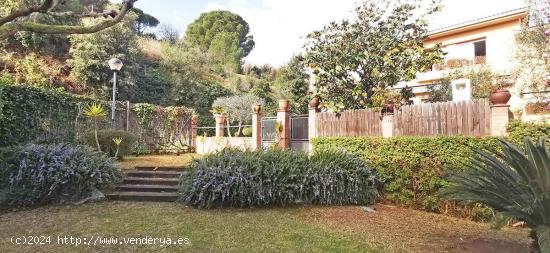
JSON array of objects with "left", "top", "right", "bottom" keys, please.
[
  {"left": 382, "top": 113, "right": 394, "bottom": 138},
  {"left": 214, "top": 114, "right": 225, "bottom": 137},
  {"left": 252, "top": 105, "right": 262, "bottom": 151},
  {"left": 191, "top": 115, "right": 198, "bottom": 148},
  {"left": 491, "top": 105, "right": 510, "bottom": 136},
  {"left": 308, "top": 98, "right": 319, "bottom": 153},
  {"left": 277, "top": 99, "right": 290, "bottom": 150}
]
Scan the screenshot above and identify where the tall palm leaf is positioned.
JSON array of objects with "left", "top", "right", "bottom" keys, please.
[{"left": 442, "top": 138, "right": 550, "bottom": 253}]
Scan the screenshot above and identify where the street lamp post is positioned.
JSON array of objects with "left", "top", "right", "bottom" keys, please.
[{"left": 108, "top": 58, "right": 123, "bottom": 128}]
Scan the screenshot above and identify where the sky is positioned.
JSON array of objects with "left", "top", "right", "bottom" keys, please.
[{"left": 126, "top": 0, "right": 527, "bottom": 66}]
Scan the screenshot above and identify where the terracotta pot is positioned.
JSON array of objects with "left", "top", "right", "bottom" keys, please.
[
  {"left": 383, "top": 104, "right": 394, "bottom": 113},
  {"left": 253, "top": 104, "right": 262, "bottom": 114},
  {"left": 278, "top": 99, "right": 289, "bottom": 112},
  {"left": 191, "top": 115, "right": 198, "bottom": 125},
  {"left": 309, "top": 97, "right": 319, "bottom": 109},
  {"left": 489, "top": 89, "right": 511, "bottom": 105}
]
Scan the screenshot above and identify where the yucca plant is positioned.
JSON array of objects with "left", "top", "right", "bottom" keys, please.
[
  {"left": 84, "top": 103, "right": 107, "bottom": 152},
  {"left": 112, "top": 137, "right": 123, "bottom": 158},
  {"left": 442, "top": 138, "right": 550, "bottom": 253}
]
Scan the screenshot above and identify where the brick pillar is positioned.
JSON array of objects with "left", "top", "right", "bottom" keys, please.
[
  {"left": 308, "top": 98, "right": 319, "bottom": 153},
  {"left": 491, "top": 105, "right": 510, "bottom": 136},
  {"left": 277, "top": 99, "right": 290, "bottom": 150},
  {"left": 215, "top": 114, "right": 225, "bottom": 137},
  {"left": 252, "top": 105, "right": 262, "bottom": 150},
  {"left": 382, "top": 113, "right": 394, "bottom": 138},
  {"left": 191, "top": 115, "right": 198, "bottom": 148}
]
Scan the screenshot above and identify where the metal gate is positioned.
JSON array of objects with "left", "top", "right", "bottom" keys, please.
[
  {"left": 290, "top": 115, "right": 309, "bottom": 152},
  {"left": 261, "top": 115, "right": 309, "bottom": 152}
]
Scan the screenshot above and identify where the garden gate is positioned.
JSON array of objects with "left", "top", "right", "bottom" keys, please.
[{"left": 261, "top": 115, "right": 309, "bottom": 152}]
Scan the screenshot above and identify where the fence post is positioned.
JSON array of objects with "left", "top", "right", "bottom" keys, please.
[
  {"left": 252, "top": 105, "right": 262, "bottom": 150},
  {"left": 277, "top": 99, "right": 290, "bottom": 150},
  {"left": 215, "top": 114, "right": 225, "bottom": 137},
  {"left": 308, "top": 98, "right": 319, "bottom": 153},
  {"left": 125, "top": 101, "right": 130, "bottom": 132},
  {"left": 382, "top": 112, "right": 394, "bottom": 138},
  {"left": 490, "top": 104, "right": 510, "bottom": 136},
  {"left": 191, "top": 114, "right": 198, "bottom": 148}
]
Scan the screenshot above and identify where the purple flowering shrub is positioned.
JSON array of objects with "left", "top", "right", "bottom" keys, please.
[{"left": 0, "top": 144, "right": 122, "bottom": 207}]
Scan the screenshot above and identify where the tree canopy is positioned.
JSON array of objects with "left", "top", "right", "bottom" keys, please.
[
  {"left": 184, "top": 10, "right": 254, "bottom": 57},
  {"left": 132, "top": 7, "right": 159, "bottom": 35},
  {"left": 0, "top": 0, "right": 139, "bottom": 38},
  {"left": 303, "top": 0, "right": 443, "bottom": 110}
]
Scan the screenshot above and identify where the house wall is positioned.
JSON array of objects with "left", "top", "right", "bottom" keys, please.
[
  {"left": 196, "top": 137, "right": 254, "bottom": 155},
  {"left": 397, "top": 14, "right": 526, "bottom": 108}
]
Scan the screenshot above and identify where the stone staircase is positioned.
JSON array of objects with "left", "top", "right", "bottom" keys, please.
[{"left": 107, "top": 167, "right": 187, "bottom": 202}]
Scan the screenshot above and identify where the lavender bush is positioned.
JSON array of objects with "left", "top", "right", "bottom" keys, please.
[
  {"left": 0, "top": 144, "right": 122, "bottom": 207},
  {"left": 180, "top": 149, "right": 379, "bottom": 208}
]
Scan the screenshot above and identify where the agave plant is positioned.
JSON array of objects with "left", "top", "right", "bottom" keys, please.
[
  {"left": 112, "top": 137, "right": 123, "bottom": 158},
  {"left": 84, "top": 103, "right": 107, "bottom": 152},
  {"left": 442, "top": 138, "right": 550, "bottom": 253}
]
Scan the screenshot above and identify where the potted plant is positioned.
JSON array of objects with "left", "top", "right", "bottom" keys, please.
[
  {"left": 489, "top": 79, "right": 513, "bottom": 105},
  {"left": 278, "top": 99, "right": 289, "bottom": 112},
  {"left": 309, "top": 97, "right": 320, "bottom": 109},
  {"left": 371, "top": 87, "right": 402, "bottom": 113},
  {"left": 253, "top": 104, "right": 262, "bottom": 114}
]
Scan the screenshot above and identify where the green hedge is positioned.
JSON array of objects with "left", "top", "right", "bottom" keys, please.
[
  {"left": 0, "top": 84, "right": 97, "bottom": 147},
  {"left": 81, "top": 130, "right": 138, "bottom": 158},
  {"left": 181, "top": 149, "right": 379, "bottom": 209},
  {"left": 313, "top": 136, "right": 500, "bottom": 214},
  {"left": 506, "top": 119, "right": 550, "bottom": 145}
]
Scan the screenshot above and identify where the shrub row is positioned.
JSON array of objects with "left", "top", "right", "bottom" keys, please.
[
  {"left": 312, "top": 136, "right": 500, "bottom": 214},
  {"left": 0, "top": 144, "right": 122, "bottom": 207},
  {"left": 180, "top": 149, "right": 379, "bottom": 209},
  {"left": 312, "top": 120, "right": 550, "bottom": 218}
]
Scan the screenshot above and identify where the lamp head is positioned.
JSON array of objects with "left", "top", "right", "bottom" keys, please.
[{"left": 108, "top": 58, "right": 123, "bottom": 71}]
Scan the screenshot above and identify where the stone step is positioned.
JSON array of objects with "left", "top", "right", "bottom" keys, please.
[
  {"left": 123, "top": 177, "right": 179, "bottom": 186},
  {"left": 124, "top": 170, "right": 185, "bottom": 178},
  {"left": 107, "top": 191, "right": 178, "bottom": 202},
  {"left": 116, "top": 184, "right": 179, "bottom": 192},
  {"left": 134, "top": 166, "right": 185, "bottom": 171}
]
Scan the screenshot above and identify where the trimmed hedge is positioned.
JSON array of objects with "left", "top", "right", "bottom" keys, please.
[
  {"left": 0, "top": 144, "right": 122, "bottom": 207},
  {"left": 180, "top": 149, "right": 379, "bottom": 209},
  {"left": 313, "top": 136, "right": 500, "bottom": 214},
  {"left": 506, "top": 119, "right": 550, "bottom": 145}
]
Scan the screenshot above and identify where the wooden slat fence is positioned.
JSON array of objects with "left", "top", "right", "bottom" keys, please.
[
  {"left": 316, "top": 109, "right": 381, "bottom": 137},
  {"left": 393, "top": 99, "right": 491, "bottom": 136}
]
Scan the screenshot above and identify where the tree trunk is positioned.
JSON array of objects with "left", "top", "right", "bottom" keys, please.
[{"left": 94, "top": 120, "right": 101, "bottom": 152}]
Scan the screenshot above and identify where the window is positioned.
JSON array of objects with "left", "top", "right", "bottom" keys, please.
[{"left": 474, "top": 40, "right": 486, "bottom": 57}]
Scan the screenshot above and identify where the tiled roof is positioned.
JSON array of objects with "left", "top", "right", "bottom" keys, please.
[{"left": 429, "top": 7, "right": 529, "bottom": 35}]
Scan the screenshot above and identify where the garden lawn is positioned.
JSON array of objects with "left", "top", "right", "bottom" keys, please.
[
  {"left": 0, "top": 202, "right": 530, "bottom": 253},
  {"left": 117, "top": 154, "right": 199, "bottom": 170}
]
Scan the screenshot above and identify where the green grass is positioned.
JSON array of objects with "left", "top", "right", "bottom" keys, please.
[{"left": 0, "top": 202, "right": 530, "bottom": 253}]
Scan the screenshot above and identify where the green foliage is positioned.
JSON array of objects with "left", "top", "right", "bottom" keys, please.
[
  {"left": 250, "top": 78, "right": 277, "bottom": 116},
  {"left": 303, "top": 1, "right": 443, "bottom": 110},
  {"left": 275, "top": 55, "right": 310, "bottom": 114},
  {"left": 0, "top": 143, "right": 122, "bottom": 207},
  {"left": 442, "top": 139, "right": 550, "bottom": 252},
  {"left": 212, "top": 94, "right": 264, "bottom": 134},
  {"left": 81, "top": 130, "right": 137, "bottom": 158},
  {"left": 1, "top": 53, "right": 49, "bottom": 87},
  {"left": 507, "top": 120, "right": 550, "bottom": 145},
  {"left": 68, "top": 15, "right": 140, "bottom": 92},
  {"left": 427, "top": 65, "right": 497, "bottom": 102},
  {"left": 515, "top": 3, "right": 550, "bottom": 99},
  {"left": 0, "top": 83, "right": 96, "bottom": 147},
  {"left": 181, "top": 149, "right": 379, "bottom": 209},
  {"left": 132, "top": 8, "right": 160, "bottom": 35},
  {"left": 208, "top": 32, "right": 244, "bottom": 76},
  {"left": 184, "top": 10, "right": 255, "bottom": 57},
  {"left": 312, "top": 136, "right": 500, "bottom": 214}
]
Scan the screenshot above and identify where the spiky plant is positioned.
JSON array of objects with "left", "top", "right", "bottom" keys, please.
[
  {"left": 442, "top": 138, "right": 550, "bottom": 253},
  {"left": 84, "top": 103, "right": 107, "bottom": 152},
  {"left": 112, "top": 137, "right": 123, "bottom": 158}
]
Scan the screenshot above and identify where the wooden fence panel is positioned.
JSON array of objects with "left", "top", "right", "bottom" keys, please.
[
  {"left": 316, "top": 109, "right": 382, "bottom": 137},
  {"left": 393, "top": 99, "right": 491, "bottom": 137}
]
